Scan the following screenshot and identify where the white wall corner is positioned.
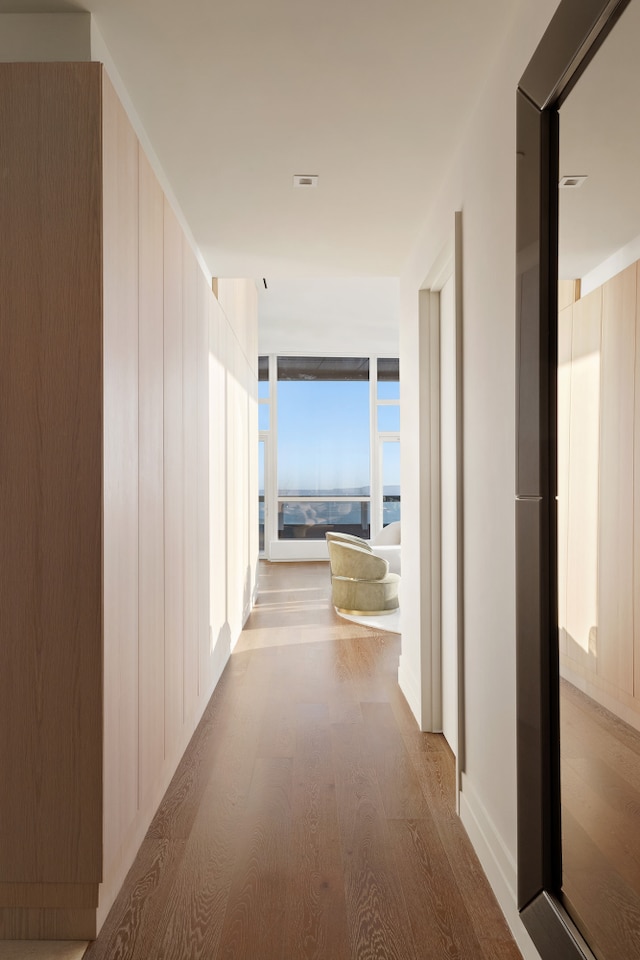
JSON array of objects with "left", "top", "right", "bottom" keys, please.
[{"left": 460, "top": 774, "right": 542, "bottom": 960}]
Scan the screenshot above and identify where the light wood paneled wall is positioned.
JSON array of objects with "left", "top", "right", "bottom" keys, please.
[
  {"left": 565, "top": 288, "right": 601, "bottom": 659},
  {"left": 0, "top": 62, "right": 104, "bottom": 902},
  {"left": 0, "top": 62, "right": 258, "bottom": 940},
  {"left": 208, "top": 300, "right": 229, "bottom": 663},
  {"left": 137, "top": 146, "right": 166, "bottom": 809},
  {"left": 557, "top": 302, "right": 573, "bottom": 638},
  {"left": 597, "top": 265, "right": 635, "bottom": 694},
  {"left": 182, "top": 238, "right": 200, "bottom": 723},
  {"left": 102, "top": 69, "right": 141, "bottom": 884},
  {"left": 162, "top": 198, "right": 185, "bottom": 760},
  {"left": 560, "top": 261, "right": 640, "bottom": 730},
  {"left": 197, "top": 272, "right": 212, "bottom": 696}
]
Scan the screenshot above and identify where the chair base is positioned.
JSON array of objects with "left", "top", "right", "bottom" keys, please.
[{"left": 336, "top": 605, "right": 399, "bottom": 616}]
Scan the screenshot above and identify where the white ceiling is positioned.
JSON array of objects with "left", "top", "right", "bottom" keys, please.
[
  {"left": 4, "top": 0, "right": 639, "bottom": 332},
  {"left": 559, "top": 0, "right": 640, "bottom": 280},
  {"left": 0, "top": 0, "right": 517, "bottom": 281},
  {"left": 257, "top": 276, "right": 400, "bottom": 354}
]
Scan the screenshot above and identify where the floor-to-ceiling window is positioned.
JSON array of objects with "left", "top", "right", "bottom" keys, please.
[
  {"left": 259, "top": 354, "right": 400, "bottom": 559},
  {"left": 376, "top": 358, "right": 401, "bottom": 528},
  {"left": 258, "top": 357, "right": 270, "bottom": 556},
  {"left": 277, "top": 356, "right": 371, "bottom": 541}
]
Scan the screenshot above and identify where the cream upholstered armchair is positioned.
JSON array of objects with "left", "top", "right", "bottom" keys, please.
[
  {"left": 326, "top": 522, "right": 401, "bottom": 575},
  {"left": 325, "top": 530, "right": 372, "bottom": 551},
  {"left": 327, "top": 539, "right": 400, "bottom": 615}
]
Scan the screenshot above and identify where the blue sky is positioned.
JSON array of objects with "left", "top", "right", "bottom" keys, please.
[
  {"left": 259, "top": 379, "right": 401, "bottom": 495},
  {"left": 277, "top": 380, "right": 371, "bottom": 494}
]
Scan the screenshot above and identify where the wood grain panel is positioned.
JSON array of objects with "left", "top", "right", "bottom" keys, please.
[
  {"left": 0, "top": 62, "right": 103, "bottom": 883},
  {"left": 557, "top": 303, "right": 573, "bottom": 638},
  {"left": 597, "top": 265, "right": 635, "bottom": 694},
  {"left": 225, "top": 336, "right": 251, "bottom": 640},
  {"left": 163, "top": 199, "right": 185, "bottom": 755},
  {"left": 0, "top": 907, "right": 97, "bottom": 940},
  {"left": 558, "top": 279, "right": 581, "bottom": 311},
  {"left": 225, "top": 324, "right": 243, "bottom": 642},
  {"left": 102, "top": 69, "right": 140, "bottom": 869},
  {"left": 182, "top": 237, "right": 199, "bottom": 720},
  {"left": 565, "top": 287, "right": 601, "bottom": 659},
  {"left": 196, "top": 273, "right": 211, "bottom": 696},
  {"left": 0, "top": 883, "right": 98, "bottom": 909},
  {"left": 138, "top": 146, "right": 166, "bottom": 806},
  {"left": 208, "top": 301, "right": 228, "bottom": 653}
]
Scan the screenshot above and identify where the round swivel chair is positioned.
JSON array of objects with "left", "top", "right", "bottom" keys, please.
[{"left": 327, "top": 539, "right": 400, "bottom": 615}]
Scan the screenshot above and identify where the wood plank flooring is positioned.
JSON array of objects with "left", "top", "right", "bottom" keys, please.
[
  {"left": 561, "top": 678, "right": 640, "bottom": 959},
  {"left": 85, "top": 561, "right": 522, "bottom": 960}
]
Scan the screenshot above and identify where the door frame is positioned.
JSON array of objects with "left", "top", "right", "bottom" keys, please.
[
  {"left": 420, "top": 211, "right": 465, "bottom": 804},
  {"left": 515, "top": 0, "right": 632, "bottom": 956}
]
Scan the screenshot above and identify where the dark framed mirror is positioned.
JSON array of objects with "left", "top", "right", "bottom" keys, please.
[{"left": 516, "top": 1, "right": 635, "bottom": 958}]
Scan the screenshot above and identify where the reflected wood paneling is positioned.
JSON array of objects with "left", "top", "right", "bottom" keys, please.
[
  {"left": 85, "top": 562, "right": 522, "bottom": 960},
  {"left": 565, "top": 287, "right": 601, "bottom": 657},
  {"left": 597, "top": 264, "right": 635, "bottom": 694},
  {"left": 557, "top": 302, "right": 573, "bottom": 644}
]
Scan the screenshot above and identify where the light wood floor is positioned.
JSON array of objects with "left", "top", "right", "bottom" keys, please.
[
  {"left": 85, "top": 560, "right": 522, "bottom": 960},
  {"left": 561, "top": 679, "right": 640, "bottom": 960}
]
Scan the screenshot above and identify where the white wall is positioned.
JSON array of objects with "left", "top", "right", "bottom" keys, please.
[
  {"left": 439, "top": 274, "right": 458, "bottom": 756},
  {"left": 399, "top": 2, "right": 561, "bottom": 957},
  {"left": 209, "top": 279, "right": 259, "bottom": 662}
]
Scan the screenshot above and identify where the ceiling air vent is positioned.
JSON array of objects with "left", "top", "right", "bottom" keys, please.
[
  {"left": 293, "top": 174, "right": 318, "bottom": 188},
  {"left": 559, "top": 175, "right": 588, "bottom": 188}
]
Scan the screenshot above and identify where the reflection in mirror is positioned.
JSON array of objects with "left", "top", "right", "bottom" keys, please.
[{"left": 558, "top": 2, "right": 640, "bottom": 956}]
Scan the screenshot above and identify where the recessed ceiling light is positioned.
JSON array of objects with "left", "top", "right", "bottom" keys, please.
[
  {"left": 559, "top": 175, "right": 588, "bottom": 188},
  {"left": 293, "top": 174, "right": 318, "bottom": 188}
]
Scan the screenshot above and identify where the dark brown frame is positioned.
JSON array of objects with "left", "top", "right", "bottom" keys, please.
[{"left": 515, "top": 0, "right": 632, "bottom": 958}]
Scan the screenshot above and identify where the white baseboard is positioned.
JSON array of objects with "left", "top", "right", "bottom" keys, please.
[
  {"left": 398, "top": 655, "right": 422, "bottom": 728},
  {"left": 268, "top": 539, "right": 330, "bottom": 561},
  {"left": 460, "top": 774, "right": 542, "bottom": 960}
]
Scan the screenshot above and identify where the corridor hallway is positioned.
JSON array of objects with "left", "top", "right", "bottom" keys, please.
[{"left": 85, "top": 561, "right": 522, "bottom": 960}]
